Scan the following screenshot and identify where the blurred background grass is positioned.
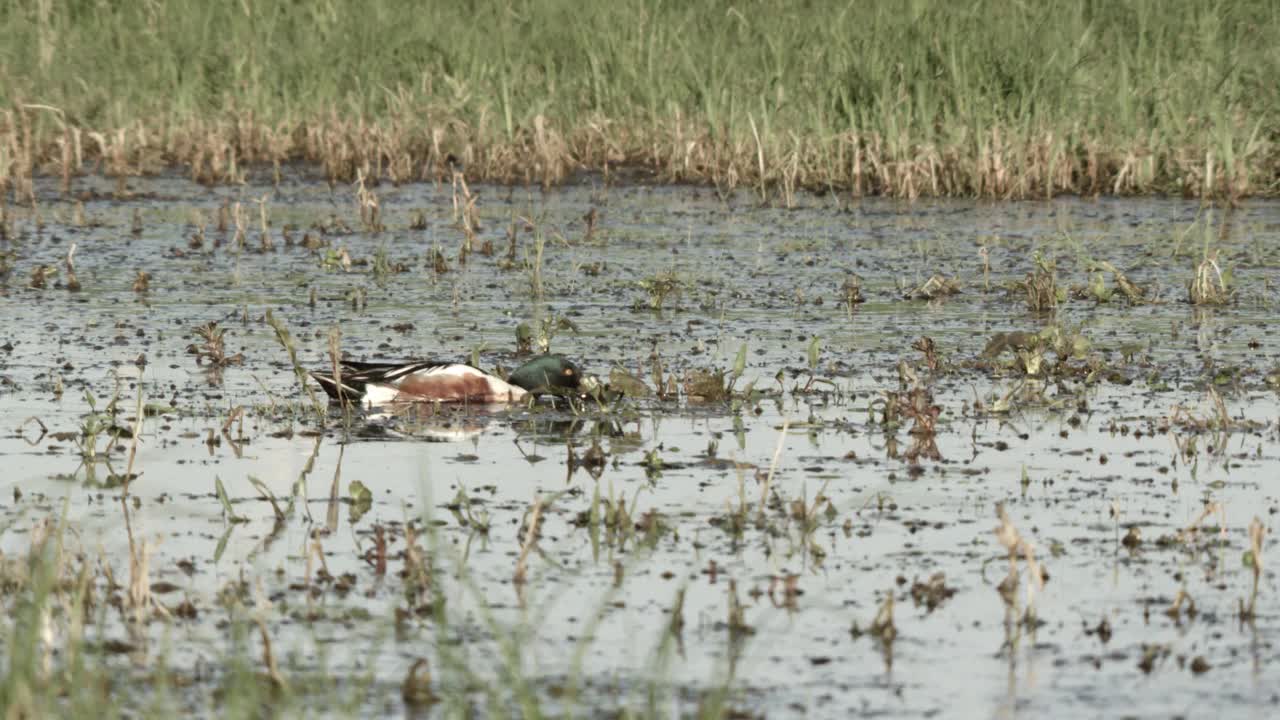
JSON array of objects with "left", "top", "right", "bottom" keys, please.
[{"left": 1, "top": 0, "right": 1277, "bottom": 196}]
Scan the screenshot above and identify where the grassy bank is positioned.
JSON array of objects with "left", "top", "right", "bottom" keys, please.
[{"left": 1, "top": 0, "right": 1278, "bottom": 199}]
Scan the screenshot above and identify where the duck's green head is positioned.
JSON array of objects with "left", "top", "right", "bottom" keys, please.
[{"left": 508, "top": 355, "right": 595, "bottom": 396}]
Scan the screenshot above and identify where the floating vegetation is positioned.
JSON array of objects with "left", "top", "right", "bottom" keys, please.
[{"left": 904, "top": 274, "right": 960, "bottom": 300}]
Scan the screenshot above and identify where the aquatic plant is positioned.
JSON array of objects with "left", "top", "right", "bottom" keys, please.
[
  {"left": 187, "top": 321, "right": 244, "bottom": 369},
  {"left": 1240, "top": 517, "right": 1267, "bottom": 621},
  {"left": 1188, "top": 248, "right": 1234, "bottom": 305},
  {"left": 637, "top": 271, "right": 680, "bottom": 312},
  {"left": 903, "top": 274, "right": 960, "bottom": 300},
  {"left": 994, "top": 503, "right": 1047, "bottom": 629},
  {"left": 1020, "top": 255, "right": 1060, "bottom": 313}
]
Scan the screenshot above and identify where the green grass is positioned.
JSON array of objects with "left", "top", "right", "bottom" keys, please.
[{"left": 1, "top": 0, "right": 1279, "bottom": 197}]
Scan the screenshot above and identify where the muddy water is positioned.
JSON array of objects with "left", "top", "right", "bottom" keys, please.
[{"left": 2, "top": 173, "right": 1279, "bottom": 717}]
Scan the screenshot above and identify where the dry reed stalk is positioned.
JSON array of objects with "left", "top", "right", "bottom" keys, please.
[
  {"left": 1188, "top": 250, "right": 1232, "bottom": 304},
  {"left": 513, "top": 497, "right": 545, "bottom": 585},
  {"left": 64, "top": 243, "right": 80, "bottom": 291},
  {"left": 255, "top": 193, "right": 272, "bottom": 250},
  {"left": 1241, "top": 517, "right": 1266, "bottom": 619},
  {"left": 994, "top": 503, "right": 1046, "bottom": 620},
  {"left": 2, "top": 101, "right": 1278, "bottom": 200},
  {"left": 726, "top": 579, "right": 752, "bottom": 635},
  {"left": 1177, "top": 501, "right": 1226, "bottom": 545},
  {"left": 757, "top": 418, "right": 791, "bottom": 518},
  {"left": 1022, "top": 258, "right": 1058, "bottom": 312},
  {"left": 257, "top": 618, "right": 287, "bottom": 689},
  {"left": 325, "top": 445, "right": 343, "bottom": 533},
  {"left": 355, "top": 169, "right": 383, "bottom": 232},
  {"left": 232, "top": 201, "right": 246, "bottom": 248}
]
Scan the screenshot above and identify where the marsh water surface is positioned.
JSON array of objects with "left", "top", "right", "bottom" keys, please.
[{"left": 2, "top": 174, "right": 1279, "bottom": 717}]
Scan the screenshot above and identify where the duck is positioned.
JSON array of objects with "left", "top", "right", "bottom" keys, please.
[{"left": 310, "top": 354, "right": 595, "bottom": 406}]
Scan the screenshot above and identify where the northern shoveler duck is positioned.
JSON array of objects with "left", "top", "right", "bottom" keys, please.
[{"left": 310, "top": 354, "right": 595, "bottom": 406}]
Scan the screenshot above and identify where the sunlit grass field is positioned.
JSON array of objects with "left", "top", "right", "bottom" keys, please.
[{"left": 3, "top": 0, "right": 1277, "bottom": 198}]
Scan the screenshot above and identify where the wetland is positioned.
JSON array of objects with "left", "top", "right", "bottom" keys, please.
[{"left": 1, "top": 171, "right": 1279, "bottom": 717}]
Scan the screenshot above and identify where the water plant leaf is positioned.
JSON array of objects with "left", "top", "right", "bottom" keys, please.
[
  {"left": 731, "top": 342, "right": 748, "bottom": 383},
  {"left": 349, "top": 480, "right": 373, "bottom": 504},
  {"left": 807, "top": 336, "right": 822, "bottom": 371},
  {"left": 213, "top": 525, "right": 235, "bottom": 563},
  {"left": 249, "top": 476, "right": 284, "bottom": 521},
  {"left": 349, "top": 480, "right": 374, "bottom": 524},
  {"left": 143, "top": 403, "right": 176, "bottom": 417},
  {"left": 215, "top": 476, "right": 249, "bottom": 524}
]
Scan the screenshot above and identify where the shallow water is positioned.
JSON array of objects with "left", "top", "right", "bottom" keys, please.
[{"left": 2, "top": 173, "right": 1279, "bottom": 717}]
